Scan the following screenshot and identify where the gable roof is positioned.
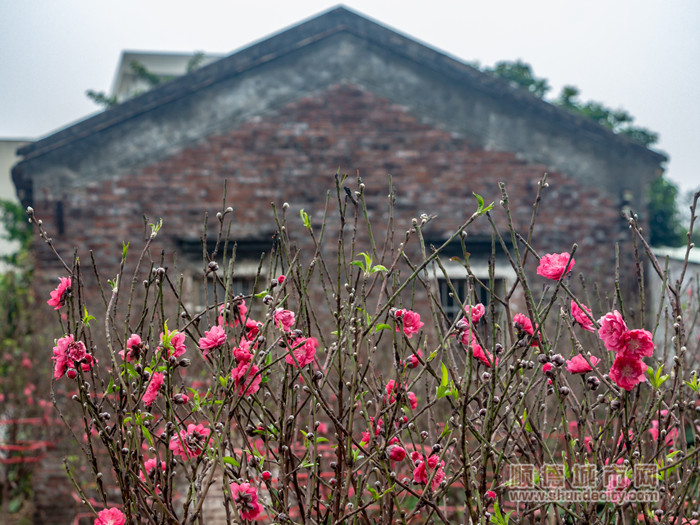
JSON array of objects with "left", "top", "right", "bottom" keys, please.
[{"left": 17, "top": 5, "right": 665, "bottom": 165}]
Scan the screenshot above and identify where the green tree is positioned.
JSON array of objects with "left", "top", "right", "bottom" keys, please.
[
  {"left": 0, "top": 199, "right": 41, "bottom": 522},
  {"left": 554, "top": 85, "right": 658, "bottom": 146},
  {"left": 486, "top": 60, "right": 683, "bottom": 245},
  {"left": 0, "top": 200, "right": 32, "bottom": 265},
  {"left": 484, "top": 60, "right": 551, "bottom": 98},
  {"left": 647, "top": 176, "right": 684, "bottom": 247}
]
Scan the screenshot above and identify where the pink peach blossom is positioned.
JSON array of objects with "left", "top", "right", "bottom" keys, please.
[
  {"left": 233, "top": 339, "right": 253, "bottom": 363},
  {"left": 198, "top": 325, "right": 226, "bottom": 355},
  {"left": 169, "top": 424, "right": 211, "bottom": 459},
  {"left": 407, "top": 391, "right": 418, "bottom": 410},
  {"left": 361, "top": 417, "right": 383, "bottom": 444},
  {"left": 571, "top": 300, "right": 595, "bottom": 332},
  {"left": 405, "top": 349, "right": 423, "bottom": 368},
  {"left": 466, "top": 303, "right": 485, "bottom": 324},
  {"left": 143, "top": 372, "right": 164, "bottom": 406},
  {"left": 388, "top": 445, "right": 407, "bottom": 462},
  {"left": 473, "top": 344, "right": 497, "bottom": 367},
  {"left": 513, "top": 313, "right": 539, "bottom": 346},
  {"left": 273, "top": 308, "right": 296, "bottom": 332},
  {"left": 413, "top": 454, "right": 445, "bottom": 490},
  {"left": 598, "top": 310, "right": 627, "bottom": 353},
  {"left": 386, "top": 380, "right": 418, "bottom": 409},
  {"left": 94, "top": 508, "right": 125, "bottom": 525},
  {"left": 566, "top": 354, "right": 599, "bottom": 374},
  {"left": 537, "top": 252, "right": 575, "bottom": 280},
  {"left": 395, "top": 309, "right": 424, "bottom": 339},
  {"left": 120, "top": 334, "right": 144, "bottom": 362},
  {"left": 231, "top": 361, "right": 262, "bottom": 396},
  {"left": 53, "top": 335, "right": 93, "bottom": 379},
  {"left": 243, "top": 318, "right": 260, "bottom": 341},
  {"left": 160, "top": 329, "right": 187, "bottom": 358},
  {"left": 47, "top": 277, "right": 71, "bottom": 310},
  {"left": 609, "top": 354, "right": 647, "bottom": 391},
  {"left": 218, "top": 300, "right": 248, "bottom": 327},
  {"left": 139, "top": 458, "right": 166, "bottom": 493},
  {"left": 173, "top": 392, "right": 189, "bottom": 404},
  {"left": 621, "top": 329, "right": 654, "bottom": 359},
  {"left": 230, "top": 482, "right": 263, "bottom": 521},
  {"left": 458, "top": 323, "right": 477, "bottom": 347},
  {"left": 285, "top": 336, "right": 318, "bottom": 367}
]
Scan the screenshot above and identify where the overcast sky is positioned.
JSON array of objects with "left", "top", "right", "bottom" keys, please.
[{"left": 1, "top": 0, "right": 698, "bottom": 192}]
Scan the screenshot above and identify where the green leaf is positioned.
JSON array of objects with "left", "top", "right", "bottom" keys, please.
[
  {"left": 522, "top": 408, "right": 532, "bottom": 433},
  {"left": 370, "top": 264, "right": 388, "bottom": 274},
  {"left": 354, "top": 391, "right": 368, "bottom": 401},
  {"left": 367, "top": 486, "right": 380, "bottom": 501},
  {"left": 254, "top": 289, "right": 270, "bottom": 298},
  {"left": 141, "top": 425, "right": 153, "bottom": 447},
  {"left": 374, "top": 323, "right": 391, "bottom": 333},
  {"left": 300, "top": 209, "right": 311, "bottom": 230},
  {"left": 149, "top": 218, "right": 163, "bottom": 238},
  {"left": 105, "top": 377, "right": 115, "bottom": 395},
  {"left": 473, "top": 192, "right": 494, "bottom": 216},
  {"left": 490, "top": 499, "right": 508, "bottom": 525},
  {"left": 440, "top": 362, "right": 449, "bottom": 387},
  {"left": 82, "top": 306, "right": 96, "bottom": 326},
  {"left": 562, "top": 451, "right": 570, "bottom": 479},
  {"left": 474, "top": 192, "right": 485, "bottom": 211},
  {"left": 219, "top": 376, "right": 228, "bottom": 388},
  {"left": 361, "top": 252, "right": 371, "bottom": 269},
  {"left": 122, "top": 241, "right": 129, "bottom": 259},
  {"left": 223, "top": 456, "right": 240, "bottom": 467},
  {"left": 647, "top": 364, "right": 670, "bottom": 389},
  {"left": 315, "top": 437, "right": 329, "bottom": 444},
  {"left": 440, "top": 420, "right": 451, "bottom": 438},
  {"left": 123, "top": 363, "right": 139, "bottom": 379},
  {"left": 250, "top": 442, "right": 264, "bottom": 459}
]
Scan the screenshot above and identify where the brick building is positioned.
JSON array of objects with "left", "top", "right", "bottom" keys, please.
[
  {"left": 12, "top": 6, "right": 665, "bottom": 306},
  {"left": 9, "top": 7, "right": 668, "bottom": 523}
]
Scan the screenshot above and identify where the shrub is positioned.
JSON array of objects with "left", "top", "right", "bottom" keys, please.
[{"left": 30, "top": 175, "right": 700, "bottom": 524}]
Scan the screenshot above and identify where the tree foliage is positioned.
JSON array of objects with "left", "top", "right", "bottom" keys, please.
[
  {"left": 554, "top": 85, "right": 658, "bottom": 147},
  {"left": 485, "top": 60, "right": 686, "bottom": 245},
  {"left": 0, "top": 199, "right": 32, "bottom": 265},
  {"left": 483, "top": 60, "right": 551, "bottom": 98},
  {"left": 648, "top": 176, "right": 685, "bottom": 247},
  {"left": 484, "top": 61, "right": 658, "bottom": 147}
]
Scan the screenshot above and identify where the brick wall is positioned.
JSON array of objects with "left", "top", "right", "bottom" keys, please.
[{"left": 33, "top": 84, "right": 631, "bottom": 300}]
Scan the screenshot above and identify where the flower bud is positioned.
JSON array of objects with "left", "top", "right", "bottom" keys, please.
[{"left": 551, "top": 354, "right": 565, "bottom": 367}]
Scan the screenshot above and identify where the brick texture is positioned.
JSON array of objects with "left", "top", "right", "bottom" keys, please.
[{"left": 33, "top": 84, "right": 630, "bottom": 297}]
